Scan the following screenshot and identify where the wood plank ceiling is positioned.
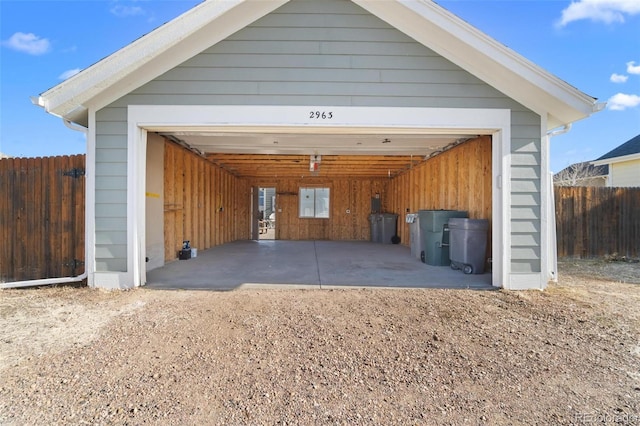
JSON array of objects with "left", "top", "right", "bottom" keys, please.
[{"left": 205, "top": 153, "right": 424, "bottom": 178}]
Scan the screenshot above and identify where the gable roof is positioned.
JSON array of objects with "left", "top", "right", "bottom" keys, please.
[
  {"left": 592, "top": 134, "right": 640, "bottom": 165},
  {"left": 36, "top": 0, "right": 602, "bottom": 129},
  {"left": 554, "top": 161, "right": 608, "bottom": 181}
]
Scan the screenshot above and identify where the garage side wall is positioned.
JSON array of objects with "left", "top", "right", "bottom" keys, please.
[
  {"left": 164, "top": 140, "right": 250, "bottom": 262},
  {"left": 389, "top": 136, "right": 492, "bottom": 254},
  {"left": 146, "top": 133, "right": 165, "bottom": 271},
  {"left": 94, "top": 0, "right": 543, "bottom": 275}
]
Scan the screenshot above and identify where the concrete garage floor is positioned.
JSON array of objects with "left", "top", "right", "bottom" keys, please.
[{"left": 146, "top": 241, "right": 494, "bottom": 290}]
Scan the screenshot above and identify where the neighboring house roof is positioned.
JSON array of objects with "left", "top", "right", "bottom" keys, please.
[
  {"left": 592, "top": 134, "right": 640, "bottom": 165},
  {"left": 553, "top": 161, "right": 608, "bottom": 184},
  {"left": 35, "top": 0, "right": 602, "bottom": 129}
]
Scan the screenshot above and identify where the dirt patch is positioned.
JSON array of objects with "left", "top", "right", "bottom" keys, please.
[
  {"left": 558, "top": 256, "right": 640, "bottom": 285},
  {"left": 1, "top": 261, "right": 639, "bottom": 425},
  {"left": 0, "top": 287, "right": 145, "bottom": 370}
]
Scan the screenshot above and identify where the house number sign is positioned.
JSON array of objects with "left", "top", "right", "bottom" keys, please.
[{"left": 309, "top": 111, "right": 334, "bottom": 120}]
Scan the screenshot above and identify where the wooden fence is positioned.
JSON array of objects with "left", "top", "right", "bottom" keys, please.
[
  {"left": 555, "top": 186, "right": 640, "bottom": 258},
  {"left": 0, "top": 155, "right": 85, "bottom": 283}
]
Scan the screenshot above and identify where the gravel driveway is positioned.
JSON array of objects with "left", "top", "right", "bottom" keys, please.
[{"left": 1, "top": 260, "right": 639, "bottom": 425}]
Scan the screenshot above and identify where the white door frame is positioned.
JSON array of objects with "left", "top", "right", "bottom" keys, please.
[{"left": 120, "top": 105, "right": 511, "bottom": 289}]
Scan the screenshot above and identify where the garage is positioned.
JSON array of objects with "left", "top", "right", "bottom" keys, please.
[{"left": 36, "top": 0, "right": 599, "bottom": 290}]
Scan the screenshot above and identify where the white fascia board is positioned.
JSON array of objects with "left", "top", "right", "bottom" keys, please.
[
  {"left": 39, "top": 0, "right": 287, "bottom": 118},
  {"left": 592, "top": 153, "right": 640, "bottom": 166},
  {"left": 355, "top": 0, "right": 598, "bottom": 128}
]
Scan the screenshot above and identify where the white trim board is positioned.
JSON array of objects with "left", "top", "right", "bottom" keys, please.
[
  {"left": 97, "top": 105, "right": 515, "bottom": 289},
  {"left": 132, "top": 105, "right": 509, "bottom": 132},
  {"left": 86, "top": 109, "right": 97, "bottom": 288}
]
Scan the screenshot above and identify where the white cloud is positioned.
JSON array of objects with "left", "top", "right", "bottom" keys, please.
[
  {"left": 607, "top": 93, "right": 640, "bottom": 110},
  {"left": 59, "top": 68, "right": 81, "bottom": 80},
  {"left": 610, "top": 73, "right": 628, "bottom": 83},
  {"left": 557, "top": 0, "right": 640, "bottom": 27},
  {"left": 627, "top": 61, "right": 640, "bottom": 75},
  {"left": 2, "top": 32, "right": 51, "bottom": 55},
  {"left": 110, "top": 1, "right": 145, "bottom": 18}
]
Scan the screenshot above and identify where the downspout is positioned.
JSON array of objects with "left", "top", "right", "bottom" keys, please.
[
  {"left": 1, "top": 117, "right": 89, "bottom": 289},
  {"left": 544, "top": 123, "right": 573, "bottom": 284}
]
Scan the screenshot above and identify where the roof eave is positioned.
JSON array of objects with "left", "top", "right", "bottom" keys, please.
[{"left": 592, "top": 152, "right": 640, "bottom": 166}]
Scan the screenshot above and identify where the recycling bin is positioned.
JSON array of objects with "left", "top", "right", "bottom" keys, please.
[
  {"left": 418, "top": 210, "right": 468, "bottom": 265},
  {"left": 448, "top": 218, "right": 489, "bottom": 274}
]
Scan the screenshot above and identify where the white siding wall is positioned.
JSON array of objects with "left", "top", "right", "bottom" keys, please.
[
  {"left": 610, "top": 159, "right": 640, "bottom": 187},
  {"left": 95, "top": 0, "right": 542, "bottom": 274}
]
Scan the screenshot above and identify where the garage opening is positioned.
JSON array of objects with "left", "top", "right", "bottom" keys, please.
[
  {"left": 148, "top": 130, "right": 493, "bottom": 289},
  {"left": 128, "top": 105, "right": 510, "bottom": 289},
  {"left": 149, "top": 135, "right": 492, "bottom": 288}
]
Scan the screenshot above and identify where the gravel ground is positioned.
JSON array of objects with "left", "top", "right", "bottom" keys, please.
[{"left": 1, "top": 260, "right": 639, "bottom": 425}]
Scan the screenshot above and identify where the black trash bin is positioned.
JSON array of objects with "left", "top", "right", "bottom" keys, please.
[{"left": 448, "top": 218, "right": 489, "bottom": 274}]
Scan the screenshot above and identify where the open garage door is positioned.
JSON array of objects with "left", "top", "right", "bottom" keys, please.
[
  {"left": 132, "top": 105, "right": 508, "bottom": 288},
  {"left": 155, "top": 131, "right": 492, "bottom": 271}
]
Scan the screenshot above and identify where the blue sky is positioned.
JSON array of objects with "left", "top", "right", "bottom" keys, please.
[{"left": 1, "top": 0, "right": 639, "bottom": 172}]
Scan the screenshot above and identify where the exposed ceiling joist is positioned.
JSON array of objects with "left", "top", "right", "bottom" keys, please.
[
  {"left": 206, "top": 153, "right": 423, "bottom": 179},
  {"left": 160, "top": 131, "right": 476, "bottom": 179}
]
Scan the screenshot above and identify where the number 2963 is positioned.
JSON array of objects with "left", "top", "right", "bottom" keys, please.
[{"left": 309, "top": 111, "right": 333, "bottom": 119}]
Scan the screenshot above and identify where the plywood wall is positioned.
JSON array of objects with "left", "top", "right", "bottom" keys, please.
[
  {"left": 388, "top": 136, "right": 492, "bottom": 249},
  {"left": 163, "top": 136, "right": 490, "bottom": 252},
  {"left": 249, "top": 177, "right": 389, "bottom": 241},
  {"left": 164, "top": 141, "right": 250, "bottom": 261}
]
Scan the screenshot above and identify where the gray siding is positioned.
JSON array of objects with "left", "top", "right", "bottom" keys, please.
[
  {"left": 96, "top": 0, "right": 542, "bottom": 274},
  {"left": 95, "top": 109, "right": 128, "bottom": 272}
]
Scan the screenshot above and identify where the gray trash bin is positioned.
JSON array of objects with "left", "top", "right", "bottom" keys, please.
[
  {"left": 380, "top": 213, "right": 398, "bottom": 244},
  {"left": 418, "top": 210, "right": 468, "bottom": 265},
  {"left": 448, "top": 218, "right": 489, "bottom": 274},
  {"left": 369, "top": 214, "right": 381, "bottom": 243},
  {"left": 406, "top": 213, "right": 423, "bottom": 259},
  {"left": 369, "top": 213, "right": 398, "bottom": 243}
]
